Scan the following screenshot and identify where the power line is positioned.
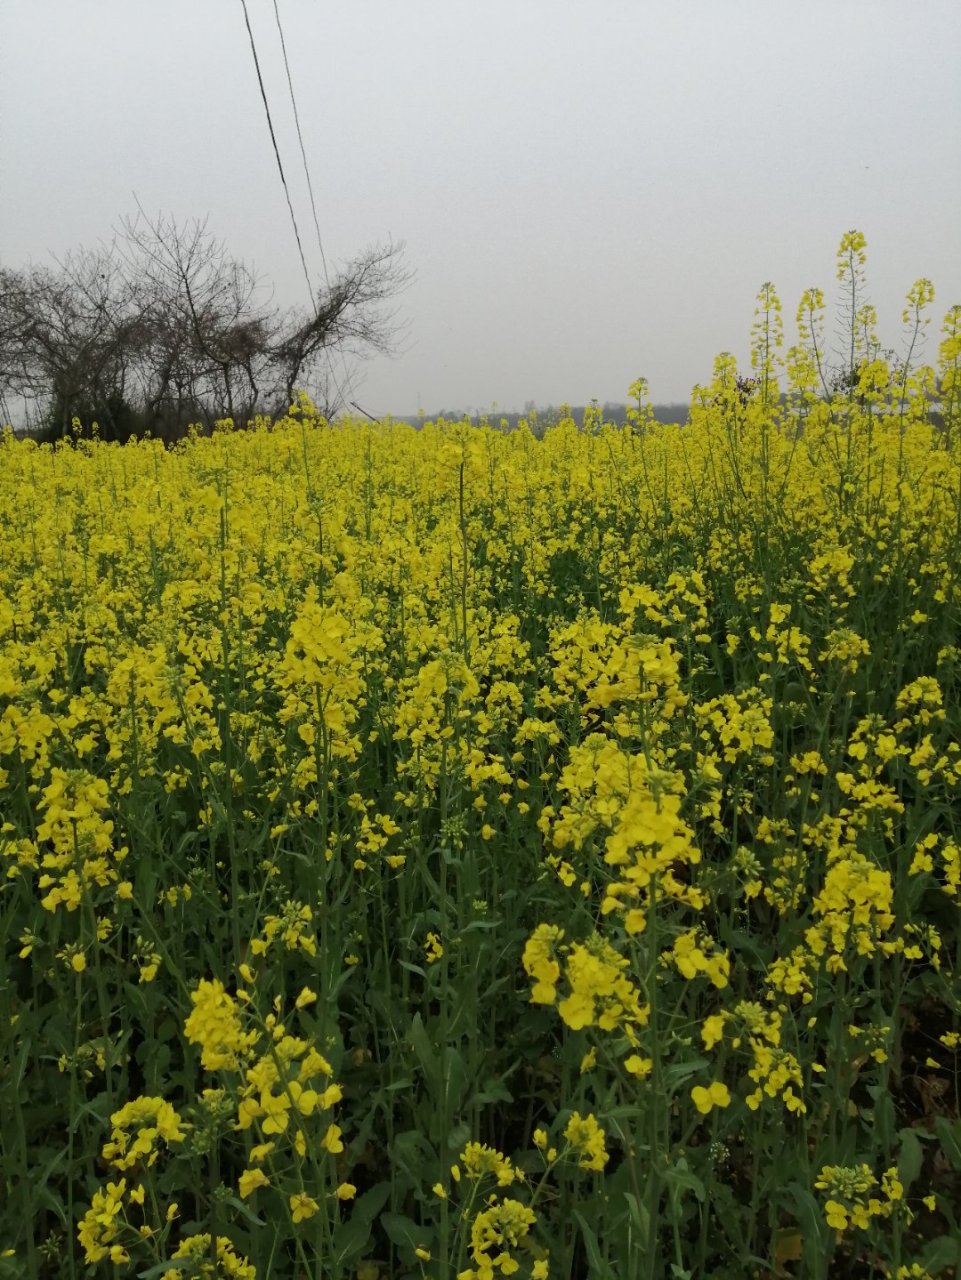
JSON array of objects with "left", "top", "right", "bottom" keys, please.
[
  {"left": 269, "top": 1, "right": 369, "bottom": 420},
  {"left": 272, "top": 0, "right": 330, "bottom": 289},
  {"left": 239, "top": 0, "right": 366, "bottom": 419},
  {"left": 238, "top": 0, "right": 316, "bottom": 314}
]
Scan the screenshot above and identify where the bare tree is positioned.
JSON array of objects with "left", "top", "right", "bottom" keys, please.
[
  {"left": 0, "top": 211, "right": 409, "bottom": 438},
  {"left": 117, "top": 211, "right": 276, "bottom": 429},
  {"left": 270, "top": 240, "right": 410, "bottom": 411},
  {"left": 0, "top": 247, "right": 143, "bottom": 437}
]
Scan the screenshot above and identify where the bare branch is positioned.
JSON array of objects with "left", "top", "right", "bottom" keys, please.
[{"left": 0, "top": 215, "right": 410, "bottom": 437}]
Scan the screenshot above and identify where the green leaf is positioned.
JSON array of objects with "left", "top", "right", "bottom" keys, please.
[
  {"left": 663, "top": 1159, "right": 705, "bottom": 1205},
  {"left": 408, "top": 1013, "right": 439, "bottom": 1087},
  {"left": 218, "top": 1193, "right": 265, "bottom": 1227},
  {"left": 330, "top": 1183, "right": 391, "bottom": 1271},
  {"left": 920, "top": 1234, "right": 961, "bottom": 1273},
  {"left": 446, "top": 1119, "right": 472, "bottom": 1153},
  {"left": 443, "top": 1045, "right": 468, "bottom": 1111},
  {"left": 867, "top": 1084, "right": 895, "bottom": 1148},
  {"left": 897, "top": 1126, "right": 924, "bottom": 1188},
  {"left": 781, "top": 1180, "right": 825, "bottom": 1268},
  {"left": 381, "top": 1210, "right": 430, "bottom": 1254},
  {"left": 472, "top": 1079, "right": 514, "bottom": 1107},
  {"left": 460, "top": 918, "right": 504, "bottom": 932},
  {"left": 623, "top": 1191, "right": 652, "bottom": 1245},
  {"left": 573, "top": 1210, "right": 605, "bottom": 1275},
  {"left": 390, "top": 1129, "right": 435, "bottom": 1183},
  {"left": 663, "top": 1057, "right": 709, "bottom": 1089},
  {"left": 353, "top": 1182, "right": 391, "bottom": 1225},
  {"left": 331, "top": 1211, "right": 375, "bottom": 1271},
  {"left": 139, "top": 1259, "right": 194, "bottom": 1279},
  {"left": 383, "top": 1077, "right": 415, "bottom": 1092},
  {"left": 934, "top": 1116, "right": 961, "bottom": 1171}
]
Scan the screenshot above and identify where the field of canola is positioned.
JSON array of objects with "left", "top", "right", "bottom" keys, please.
[{"left": 2, "top": 253, "right": 961, "bottom": 1280}]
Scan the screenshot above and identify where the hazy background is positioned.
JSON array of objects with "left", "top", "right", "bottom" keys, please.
[{"left": 3, "top": 0, "right": 960, "bottom": 416}]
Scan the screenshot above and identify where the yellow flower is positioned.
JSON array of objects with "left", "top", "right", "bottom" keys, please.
[
  {"left": 290, "top": 1191, "right": 320, "bottom": 1223},
  {"left": 238, "top": 1168, "right": 270, "bottom": 1198},
  {"left": 624, "top": 908, "right": 646, "bottom": 934},
  {"left": 624, "top": 1054, "right": 653, "bottom": 1079},
  {"left": 322, "top": 1123, "right": 344, "bottom": 1154},
  {"left": 319, "top": 1083, "right": 343, "bottom": 1108},
  {"left": 825, "top": 1199, "right": 848, "bottom": 1231},
  {"left": 335, "top": 1183, "right": 357, "bottom": 1201},
  {"left": 557, "top": 991, "right": 594, "bottom": 1030},
  {"left": 702, "top": 1015, "right": 726, "bottom": 1050},
  {"left": 691, "top": 1082, "right": 731, "bottom": 1115}
]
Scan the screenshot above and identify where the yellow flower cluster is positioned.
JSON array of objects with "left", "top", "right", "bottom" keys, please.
[
  {"left": 76, "top": 1180, "right": 130, "bottom": 1265},
  {"left": 159, "top": 1233, "right": 256, "bottom": 1279},
  {"left": 814, "top": 1163, "right": 903, "bottom": 1233},
  {"left": 523, "top": 925, "right": 649, "bottom": 1040},
  {"left": 463, "top": 1198, "right": 537, "bottom": 1280},
  {"left": 101, "top": 1096, "right": 187, "bottom": 1171},
  {"left": 3, "top": 232, "right": 960, "bottom": 1276},
  {"left": 33, "top": 768, "right": 128, "bottom": 912},
  {"left": 562, "top": 1111, "right": 608, "bottom": 1171}
]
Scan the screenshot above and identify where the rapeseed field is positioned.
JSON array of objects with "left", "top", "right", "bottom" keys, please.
[{"left": 2, "top": 235, "right": 960, "bottom": 1278}]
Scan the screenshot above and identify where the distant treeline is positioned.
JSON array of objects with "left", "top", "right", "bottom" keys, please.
[
  {"left": 4, "top": 400, "right": 693, "bottom": 443},
  {"left": 400, "top": 403, "right": 692, "bottom": 430}
]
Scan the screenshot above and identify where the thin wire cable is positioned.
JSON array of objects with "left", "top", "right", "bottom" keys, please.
[
  {"left": 272, "top": 0, "right": 330, "bottom": 289},
  {"left": 271, "top": 0, "right": 363, "bottom": 416},
  {"left": 240, "top": 0, "right": 364, "bottom": 418},
  {"left": 239, "top": 0, "right": 316, "bottom": 316}
]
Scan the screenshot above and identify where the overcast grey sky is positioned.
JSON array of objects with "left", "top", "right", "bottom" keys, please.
[{"left": 3, "top": 0, "right": 960, "bottom": 415}]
